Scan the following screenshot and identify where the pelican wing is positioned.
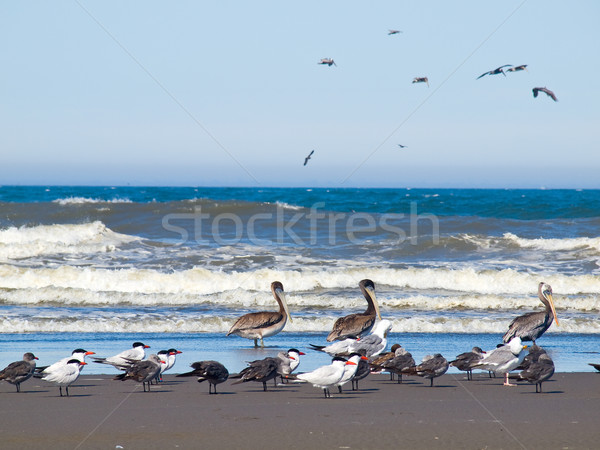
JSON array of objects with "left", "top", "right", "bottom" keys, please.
[{"left": 227, "top": 312, "right": 283, "bottom": 335}]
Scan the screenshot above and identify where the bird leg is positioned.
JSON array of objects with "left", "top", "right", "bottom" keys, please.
[
  {"left": 430, "top": 378, "right": 434, "bottom": 387},
  {"left": 260, "top": 338, "right": 265, "bottom": 348},
  {"left": 253, "top": 339, "right": 258, "bottom": 348},
  {"left": 59, "top": 387, "right": 63, "bottom": 397},
  {"left": 262, "top": 381, "right": 267, "bottom": 392},
  {"left": 66, "top": 386, "right": 70, "bottom": 396},
  {"left": 503, "top": 373, "right": 517, "bottom": 387},
  {"left": 338, "top": 385, "right": 342, "bottom": 394},
  {"left": 397, "top": 374, "right": 403, "bottom": 384}
]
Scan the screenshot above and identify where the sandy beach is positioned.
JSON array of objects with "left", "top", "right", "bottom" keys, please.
[{"left": 1, "top": 372, "right": 598, "bottom": 449}]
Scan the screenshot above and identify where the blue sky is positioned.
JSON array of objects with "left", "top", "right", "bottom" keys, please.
[{"left": 1, "top": 1, "right": 598, "bottom": 188}]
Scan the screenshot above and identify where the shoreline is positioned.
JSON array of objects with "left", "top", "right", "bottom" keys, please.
[{"left": 1, "top": 372, "right": 598, "bottom": 449}]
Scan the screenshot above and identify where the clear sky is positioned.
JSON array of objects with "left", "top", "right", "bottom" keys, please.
[{"left": 1, "top": 1, "right": 599, "bottom": 188}]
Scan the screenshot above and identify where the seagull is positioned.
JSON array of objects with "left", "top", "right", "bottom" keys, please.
[
  {"left": 472, "top": 337, "right": 528, "bottom": 386},
  {"left": 388, "top": 29, "right": 402, "bottom": 35},
  {"left": 351, "top": 349, "right": 370, "bottom": 390},
  {"left": 373, "top": 345, "right": 415, "bottom": 384},
  {"left": 506, "top": 64, "right": 527, "bottom": 72},
  {"left": 412, "top": 77, "right": 429, "bottom": 87},
  {"left": 35, "top": 348, "right": 95, "bottom": 378},
  {"left": 513, "top": 353, "right": 555, "bottom": 393},
  {"left": 304, "top": 150, "right": 315, "bottom": 166},
  {"left": 477, "top": 65, "right": 512, "bottom": 79},
  {"left": 450, "top": 347, "right": 486, "bottom": 381},
  {"left": 370, "top": 343, "right": 401, "bottom": 380},
  {"left": 311, "top": 319, "right": 392, "bottom": 358},
  {"left": 164, "top": 348, "right": 182, "bottom": 375},
  {"left": 277, "top": 348, "right": 305, "bottom": 383},
  {"left": 91, "top": 342, "right": 149, "bottom": 369},
  {"left": 402, "top": 353, "right": 449, "bottom": 387},
  {"left": 41, "top": 359, "right": 86, "bottom": 397},
  {"left": 230, "top": 357, "right": 280, "bottom": 391},
  {"left": 318, "top": 58, "right": 336, "bottom": 67},
  {"left": 533, "top": 87, "right": 558, "bottom": 102},
  {"left": 291, "top": 356, "right": 353, "bottom": 398},
  {"left": 336, "top": 353, "right": 368, "bottom": 393},
  {"left": 113, "top": 354, "right": 164, "bottom": 392},
  {"left": 177, "top": 360, "right": 229, "bottom": 394},
  {"left": 0, "top": 352, "right": 38, "bottom": 392}
]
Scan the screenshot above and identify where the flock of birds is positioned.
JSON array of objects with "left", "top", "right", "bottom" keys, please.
[{"left": 2, "top": 280, "right": 588, "bottom": 398}]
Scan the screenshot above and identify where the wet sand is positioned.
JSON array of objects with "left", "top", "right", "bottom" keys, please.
[{"left": 1, "top": 372, "right": 599, "bottom": 449}]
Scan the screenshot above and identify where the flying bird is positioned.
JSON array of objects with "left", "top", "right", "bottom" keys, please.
[
  {"left": 177, "top": 360, "right": 229, "bottom": 394},
  {"left": 304, "top": 150, "right": 314, "bottom": 166},
  {"left": 397, "top": 144, "right": 407, "bottom": 148},
  {"left": 532, "top": 87, "right": 558, "bottom": 102},
  {"left": 477, "top": 65, "right": 512, "bottom": 79},
  {"left": 412, "top": 77, "right": 429, "bottom": 87},
  {"left": 226, "top": 281, "right": 292, "bottom": 348},
  {"left": 503, "top": 282, "right": 559, "bottom": 345},
  {"left": 388, "top": 29, "right": 402, "bottom": 35},
  {"left": 507, "top": 64, "right": 527, "bottom": 72},
  {"left": 318, "top": 58, "right": 336, "bottom": 67}
]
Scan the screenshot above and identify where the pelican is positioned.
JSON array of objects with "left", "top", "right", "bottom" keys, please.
[
  {"left": 113, "top": 354, "right": 164, "bottom": 392},
  {"left": 226, "top": 281, "right": 292, "bottom": 347},
  {"left": 0, "top": 352, "right": 38, "bottom": 392},
  {"left": 388, "top": 29, "right": 402, "bottom": 35},
  {"left": 477, "top": 65, "right": 512, "bottom": 79},
  {"left": 402, "top": 353, "right": 449, "bottom": 387},
  {"left": 450, "top": 346, "right": 486, "bottom": 381},
  {"left": 318, "top": 58, "right": 336, "bottom": 67},
  {"left": 533, "top": 87, "right": 558, "bottom": 102},
  {"left": 230, "top": 356, "right": 279, "bottom": 391},
  {"left": 304, "top": 149, "right": 314, "bottom": 166},
  {"left": 472, "top": 337, "right": 528, "bottom": 386},
  {"left": 327, "top": 279, "right": 381, "bottom": 342},
  {"left": 513, "top": 353, "right": 555, "bottom": 393},
  {"left": 507, "top": 64, "right": 527, "bottom": 72},
  {"left": 503, "top": 282, "right": 559, "bottom": 345},
  {"left": 412, "top": 77, "right": 429, "bottom": 87},
  {"left": 177, "top": 360, "right": 229, "bottom": 394},
  {"left": 312, "top": 319, "right": 392, "bottom": 358}
]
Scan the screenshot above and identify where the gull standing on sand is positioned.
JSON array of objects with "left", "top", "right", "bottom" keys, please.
[
  {"left": 177, "top": 360, "right": 229, "bottom": 394},
  {"left": 372, "top": 345, "right": 415, "bottom": 384},
  {"left": 227, "top": 281, "right": 292, "bottom": 348},
  {"left": 370, "top": 343, "right": 401, "bottom": 379},
  {"left": 276, "top": 348, "right": 305, "bottom": 383},
  {"left": 512, "top": 352, "right": 555, "bottom": 393},
  {"left": 449, "top": 346, "right": 486, "bottom": 381},
  {"left": 503, "top": 282, "right": 559, "bottom": 345},
  {"left": 157, "top": 348, "right": 182, "bottom": 382},
  {"left": 472, "top": 337, "right": 528, "bottom": 386},
  {"left": 312, "top": 319, "right": 392, "bottom": 358},
  {"left": 0, "top": 352, "right": 38, "bottom": 392},
  {"left": 91, "top": 342, "right": 150, "bottom": 369},
  {"left": 35, "top": 348, "right": 95, "bottom": 378},
  {"left": 351, "top": 349, "right": 370, "bottom": 390},
  {"left": 327, "top": 279, "right": 381, "bottom": 342},
  {"left": 41, "top": 359, "right": 87, "bottom": 397},
  {"left": 290, "top": 356, "right": 354, "bottom": 398},
  {"left": 113, "top": 354, "right": 164, "bottom": 392},
  {"left": 402, "top": 353, "right": 449, "bottom": 387},
  {"left": 230, "top": 356, "right": 280, "bottom": 391}
]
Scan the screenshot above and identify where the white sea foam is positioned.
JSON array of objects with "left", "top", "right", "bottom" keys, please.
[
  {"left": 503, "top": 233, "right": 600, "bottom": 252},
  {"left": 0, "top": 221, "right": 140, "bottom": 260},
  {"left": 52, "top": 197, "right": 133, "bottom": 205}
]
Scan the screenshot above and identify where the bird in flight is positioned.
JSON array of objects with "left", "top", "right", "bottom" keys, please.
[
  {"left": 397, "top": 144, "right": 407, "bottom": 148},
  {"left": 318, "top": 58, "right": 336, "bottom": 67},
  {"left": 477, "top": 65, "right": 512, "bottom": 79},
  {"left": 304, "top": 150, "right": 315, "bottom": 166},
  {"left": 412, "top": 77, "right": 429, "bottom": 87},
  {"left": 388, "top": 30, "right": 402, "bottom": 35},
  {"left": 507, "top": 64, "right": 527, "bottom": 72},
  {"left": 532, "top": 87, "right": 558, "bottom": 102}
]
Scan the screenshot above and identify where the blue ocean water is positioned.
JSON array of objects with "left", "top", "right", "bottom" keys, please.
[{"left": 1, "top": 186, "right": 599, "bottom": 373}]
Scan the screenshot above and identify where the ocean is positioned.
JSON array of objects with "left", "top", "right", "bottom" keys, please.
[{"left": 1, "top": 186, "right": 599, "bottom": 374}]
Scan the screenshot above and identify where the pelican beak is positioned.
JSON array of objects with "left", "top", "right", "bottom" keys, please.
[
  {"left": 365, "top": 285, "right": 381, "bottom": 320},
  {"left": 546, "top": 292, "right": 559, "bottom": 326},
  {"left": 277, "top": 288, "right": 293, "bottom": 323}
]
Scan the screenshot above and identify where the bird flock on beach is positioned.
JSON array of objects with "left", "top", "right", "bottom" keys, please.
[
  {"left": 2, "top": 279, "right": 589, "bottom": 398},
  {"left": 305, "top": 28, "right": 559, "bottom": 166}
]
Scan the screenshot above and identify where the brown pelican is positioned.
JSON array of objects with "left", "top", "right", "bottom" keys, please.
[
  {"left": 373, "top": 345, "right": 415, "bottom": 384},
  {"left": 503, "top": 282, "right": 559, "bottom": 345},
  {"left": 0, "top": 352, "right": 38, "bottom": 392},
  {"left": 477, "top": 65, "right": 512, "bottom": 79},
  {"left": 177, "top": 360, "right": 229, "bottom": 394},
  {"left": 472, "top": 337, "right": 528, "bottom": 386},
  {"left": 290, "top": 356, "right": 351, "bottom": 398},
  {"left": 113, "top": 354, "right": 164, "bottom": 392},
  {"left": 450, "top": 346, "right": 486, "bottom": 381},
  {"left": 226, "top": 281, "right": 292, "bottom": 348},
  {"left": 402, "top": 353, "right": 449, "bottom": 387},
  {"left": 230, "top": 356, "right": 279, "bottom": 391},
  {"left": 326, "top": 279, "right": 381, "bottom": 342},
  {"left": 41, "top": 359, "right": 86, "bottom": 397},
  {"left": 412, "top": 77, "right": 429, "bottom": 87},
  {"left": 507, "top": 64, "right": 527, "bottom": 72},
  {"left": 533, "top": 87, "right": 558, "bottom": 102},
  {"left": 388, "top": 29, "right": 402, "bottom": 35},
  {"left": 91, "top": 342, "right": 149, "bottom": 369},
  {"left": 513, "top": 353, "right": 555, "bottom": 393},
  {"left": 304, "top": 149, "right": 314, "bottom": 166},
  {"left": 318, "top": 58, "right": 336, "bottom": 67}
]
